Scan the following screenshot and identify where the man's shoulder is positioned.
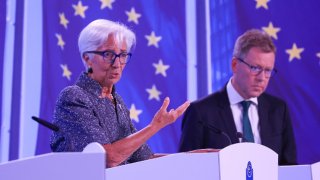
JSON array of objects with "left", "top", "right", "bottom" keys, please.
[
  {"left": 192, "top": 89, "right": 227, "bottom": 107},
  {"left": 259, "top": 92, "right": 287, "bottom": 106}
]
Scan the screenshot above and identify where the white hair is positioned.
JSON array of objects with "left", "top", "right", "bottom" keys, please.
[{"left": 78, "top": 19, "right": 136, "bottom": 68}]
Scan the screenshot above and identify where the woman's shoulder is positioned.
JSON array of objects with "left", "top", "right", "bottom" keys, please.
[
  {"left": 57, "top": 85, "right": 89, "bottom": 103},
  {"left": 60, "top": 85, "right": 84, "bottom": 96}
]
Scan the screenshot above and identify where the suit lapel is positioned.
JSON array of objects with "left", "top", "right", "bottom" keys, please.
[
  {"left": 257, "top": 94, "right": 270, "bottom": 145},
  {"left": 217, "top": 88, "right": 239, "bottom": 143}
]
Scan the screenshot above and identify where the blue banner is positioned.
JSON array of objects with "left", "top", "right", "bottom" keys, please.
[
  {"left": 38, "top": 0, "right": 187, "bottom": 154},
  {"left": 0, "top": 0, "right": 6, "bottom": 140},
  {"left": 210, "top": 0, "right": 320, "bottom": 164}
]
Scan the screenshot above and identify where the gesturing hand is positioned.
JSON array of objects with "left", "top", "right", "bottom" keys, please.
[{"left": 151, "top": 97, "right": 190, "bottom": 130}]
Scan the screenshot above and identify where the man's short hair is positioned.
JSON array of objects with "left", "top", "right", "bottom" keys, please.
[{"left": 233, "top": 29, "right": 276, "bottom": 59}]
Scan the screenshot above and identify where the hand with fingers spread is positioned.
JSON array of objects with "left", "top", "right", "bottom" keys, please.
[
  {"left": 151, "top": 97, "right": 190, "bottom": 130},
  {"left": 102, "top": 97, "right": 190, "bottom": 167}
]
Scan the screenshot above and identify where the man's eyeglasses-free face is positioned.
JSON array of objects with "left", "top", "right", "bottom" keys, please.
[
  {"left": 236, "top": 57, "right": 277, "bottom": 78},
  {"left": 83, "top": 50, "right": 132, "bottom": 64}
]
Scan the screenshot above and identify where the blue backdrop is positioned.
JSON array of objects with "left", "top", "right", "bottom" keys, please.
[
  {"left": 0, "top": 0, "right": 6, "bottom": 142},
  {"left": 209, "top": 0, "right": 320, "bottom": 164},
  {"left": 37, "top": 0, "right": 187, "bottom": 154},
  {"left": 1, "top": 0, "right": 319, "bottom": 165}
]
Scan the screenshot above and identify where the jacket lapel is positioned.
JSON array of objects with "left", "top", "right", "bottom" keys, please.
[
  {"left": 217, "top": 88, "right": 239, "bottom": 143},
  {"left": 257, "top": 94, "right": 270, "bottom": 145}
]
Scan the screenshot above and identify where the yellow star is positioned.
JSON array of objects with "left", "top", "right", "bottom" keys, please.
[
  {"left": 317, "top": 53, "right": 320, "bottom": 65},
  {"left": 129, "top": 104, "right": 143, "bottom": 123},
  {"left": 153, "top": 59, "right": 170, "bottom": 77},
  {"left": 55, "top": 33, "right": 65, "bottom": 50},
  {"left": 145, "top": 31, "right": 162, "bottom": 48},
  {"left": 60, "top": 64, "right": 72, "bottom": 80},
  {"left": 255, "top": 0, "right": 270, "bottom": 9},
  {"left": 72, "top": 1, "right": 88, "bottom": 18},
  {"left": 285, "top": 43, "right": 304, "bottom": 62},
  {"left": 59, "top": 13, "right": 69, "bottom": 29},
  {"left": 146, "top": 84, "right": 162, "bottom": 101},
  {"left": 262, "top": 22, "right": 281, "bottom": 40},
  {"left": 100, "top": 0, "right": 115, "bottom": 9},
  {"left": 126, "top": 7, "right": 142, "bottom": 24}
]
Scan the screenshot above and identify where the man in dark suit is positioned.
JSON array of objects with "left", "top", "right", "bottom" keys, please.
[{"left": 179, "top": 29, "right": 296, "bottom": 165}]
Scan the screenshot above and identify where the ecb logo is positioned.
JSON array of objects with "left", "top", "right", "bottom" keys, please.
[{"left": 246, "top": 161, "right": 253, "bottom": 180}]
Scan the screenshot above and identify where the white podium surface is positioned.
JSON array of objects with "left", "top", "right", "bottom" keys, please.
[
  {"left": 279, "top": 161, "right": 320, "bottom": 180},
  {"left": 106, "top": 143, "right": 278, "bottom": 180},
  {"left": 106, "top": 152, "right": 220, "bottom": 180},
  {"left": 279, "top": 165, "right": 312, "bottom": 180},
  {"left": 0, "top": 143, "right": 105, "bottom": 180},
  {"left": 3, "top": 142, "right": 316, "bottom": 180},
  {"left": 219, "top": 143, "right": 278, "bottom": 180},
  {"left": 312, "top": 161, "right": 320, "bottom": 180}
]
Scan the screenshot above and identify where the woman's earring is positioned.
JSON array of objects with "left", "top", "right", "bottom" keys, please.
[{"left": 87, "top": 67, "right": 93, "bottom": 74}]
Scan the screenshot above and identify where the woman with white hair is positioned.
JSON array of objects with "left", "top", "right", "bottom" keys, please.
[{"left": 50, "top": 19, "right": 190, "bottom": 168}]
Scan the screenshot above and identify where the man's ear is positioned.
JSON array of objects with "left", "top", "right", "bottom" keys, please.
[{"left": 231, "top": 57, "right": 238, "bottom": 72}]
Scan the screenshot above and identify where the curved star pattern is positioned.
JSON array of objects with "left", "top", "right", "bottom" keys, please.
[
  {"left": 316, "top": 52, "right": 320, "bottom": 66},
  {"left": 126, "top": 7, "right": 142, "bottom": 24},
  {"left": 129, "top": 104, "right": 143, "bottom": 123},
  {"left": 60, "top": 64, "right": 72, "bottom": 80},
  {"left": 146, "top": 84, "right": 162, "bottom": 101},
  {"left": 285, "top": 43, "right": 304, "bottom": 62},
  {"left": 55, "top": 33, "right": 65, "bottom": 50},
  {"left": 153, "top": 59, "right": 170, "bottom": 77},
  {"left": 262, "top": 22, "right": 281, "bottom": 40},
  {"left": 100, "top": 0, "right": 115, "bottom": 9},
  {"left": 72, "top": 1, "right": 88, "bottom": 18},
  {"left": 59, "top": 13, "right": 69, "bottom": 29},
  {"left": 145, "top": 31, "right": 162, "bottom": 48},
  {"left": 255, "top": 0, "right": 270, "bottom": 10}
]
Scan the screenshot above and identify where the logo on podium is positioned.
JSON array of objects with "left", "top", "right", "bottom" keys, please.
[{"left": 246, "top": 161, "right": 253, "bottom": 180}]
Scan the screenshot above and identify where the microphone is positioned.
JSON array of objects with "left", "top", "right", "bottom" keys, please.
[
  {"left": 236, "top": 132, "right": 248, "bottom": 142},
  {"left": 32, "top": 116, "right": 75, "bottom": 151},
  {"left": 31, "top": 116, "right": 59, "bottom": 132},
  {"left": 111, "top": 85, "right": 119, "bottom": 123},
  {"left": 199, "top": 121, "right": 232, "bottom": 146}
]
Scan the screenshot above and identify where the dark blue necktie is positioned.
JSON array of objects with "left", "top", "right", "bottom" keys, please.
[{"left": 240, "top": 101, "right": 254, "bottom": 142}]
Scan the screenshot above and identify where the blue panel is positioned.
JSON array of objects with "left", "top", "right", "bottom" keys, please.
[
  {"left": 208, "top": 0, "right": 320, "bottom": 164},
  {"left": 38, "top": 0, "right": 187, "bottom": 154},
  {"left": 209, "top": 0, "right": 238, "bottom": 92},
  {"left": 9, "top": 0, "right": 24, "bottom": 160},
  {"left": 0, "top": 0, "right": 6, "bottom": 139},
  {"left": 279, "top": 165, "right": 312, "bottom": 180}
]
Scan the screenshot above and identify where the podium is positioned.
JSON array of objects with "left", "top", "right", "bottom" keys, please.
[
  {"left": 279, "top": 161, "right": 320, "bottom": 180},
  {"left": 279, "top": 165, "right": 312, "bottom": 180},
  {"left": 106, "top": 143, "right": 278, "bottom": 180},
  {"left": 1, "top": 142, "right": 319, "bottom": 180},
  {"left": 0, "top": 143, "right": 105, "bottom": 180},
  {"left": 312, "top": 161, "right": 320, "bottom": 179}
]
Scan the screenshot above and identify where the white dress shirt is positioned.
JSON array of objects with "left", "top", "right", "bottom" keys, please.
[{"left": 226, "top": 78, "right": 261, "bottom": 144}]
